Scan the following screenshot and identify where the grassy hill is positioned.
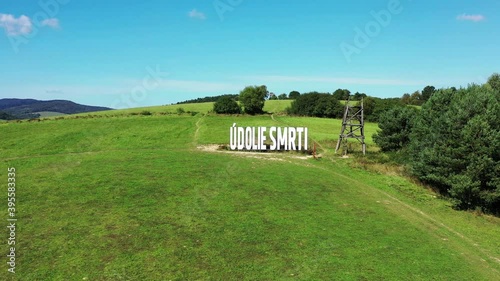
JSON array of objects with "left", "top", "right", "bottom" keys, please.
[
  {"left": 1, "top": 102, "right": 499, "bottom": 280},
  {"left": 71, "top": 100, "right": 293, "bottom": 118}
]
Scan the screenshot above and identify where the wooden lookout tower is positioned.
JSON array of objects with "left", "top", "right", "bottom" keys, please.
[{"left": 335, "top": 98, "right": 366, "bottom": 155}]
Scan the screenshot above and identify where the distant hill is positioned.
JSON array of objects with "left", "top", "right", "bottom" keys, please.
[
  {"left": 0, "top": 99, "right": 112, "bottom": 119},
  {"left": 0, "top": 98, "right": 39, "bottom": 110}
]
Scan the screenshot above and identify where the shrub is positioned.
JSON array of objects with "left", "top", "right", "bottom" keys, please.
[
  {"left": 213, "top": 96, "right": 241, "bottom": 114},
  {"left": 176, "top": 108, "right": 185, "bottom": 115},
  {"left": 140, "top": 110, "right": 152, "bottom": 116}
]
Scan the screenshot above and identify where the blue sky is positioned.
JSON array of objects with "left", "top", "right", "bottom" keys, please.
[{"left": 0, "top": 0, "right": 498, "bottom": 108}]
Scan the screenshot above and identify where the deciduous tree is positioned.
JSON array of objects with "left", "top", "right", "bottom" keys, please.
[
  {"left": 288, "top": 91, "right": 300, "bottom": 99},
  {"left": 421, "top": 86, "right": 436, "bottom": 102},
  {"left": 239, "top": 85, "right": 268, "bottom": 114}
]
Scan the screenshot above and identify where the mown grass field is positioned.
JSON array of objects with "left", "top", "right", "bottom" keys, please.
[{"left": 1, "top": 101, "right": 499, "bottom": 280}]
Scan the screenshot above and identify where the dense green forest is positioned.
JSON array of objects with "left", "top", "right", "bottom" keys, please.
[{"left": 374, "top": 74, "right": 500, "bottom": 215}]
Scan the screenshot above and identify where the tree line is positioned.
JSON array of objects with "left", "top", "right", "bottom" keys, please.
[
  {"left": 212, "top": 86, "right": 403, "bottom": 122},
  {"left": 176, "top": 94, "right": 239, "bottom": 105},
  {"left": 179, "top": 83, "right": 441, "bottom": 121}
]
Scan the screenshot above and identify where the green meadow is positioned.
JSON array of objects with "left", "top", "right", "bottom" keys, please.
[
  {"left": 1, "top": 101, "right": 499, "bottom": 280},
  {"left": 71, "top": 100, "right": 293, "bottom": 118}
]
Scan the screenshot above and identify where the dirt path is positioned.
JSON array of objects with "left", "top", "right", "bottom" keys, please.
[
  {"left": 192, "top": 113, "right": 206, "bottom": 146},
  {"left": 309, "top": 161, "right": 500, "bottom": 276}
]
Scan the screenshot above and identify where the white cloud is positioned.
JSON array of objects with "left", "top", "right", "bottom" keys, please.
[
  {"left": 0, "top": 13, "right": 32, "bottom": 36},
  {"left": 0, "top": 14, "right": 61, "bottom": 36},
  {"left": 188, "top": 9, "right": 206, "bottom": 20},
  {"left": 456, "top": 14, "right": 485, "bottom": 22},
  {"left": 41, "top": 18, "right": 60, "bottom": 29}
]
